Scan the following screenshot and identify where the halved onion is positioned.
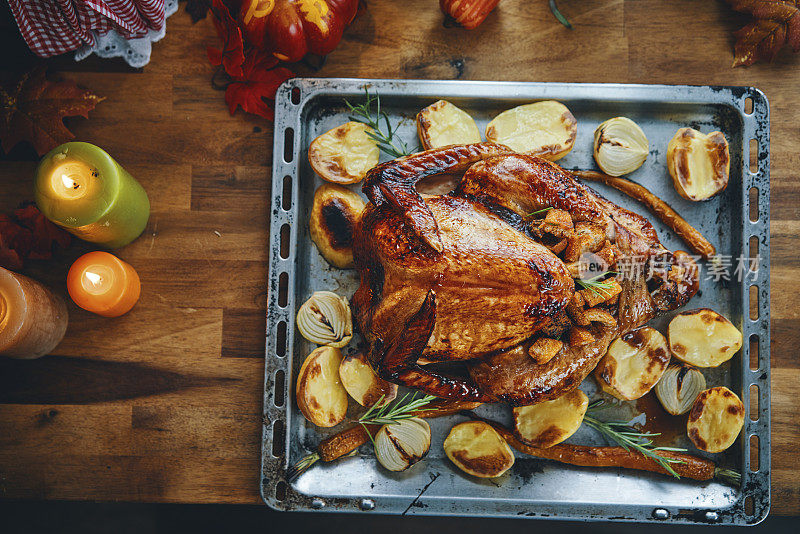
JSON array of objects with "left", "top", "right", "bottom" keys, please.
[{"left": 296, "top": 291, "right": 353, "bottom": 348}]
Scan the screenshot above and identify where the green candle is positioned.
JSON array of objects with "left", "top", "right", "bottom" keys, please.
[{"left": 34, "top": 142, "right": 150, "bottom": 248}]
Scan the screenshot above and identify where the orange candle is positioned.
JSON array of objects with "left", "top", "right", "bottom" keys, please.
[
  {"left": 67, "top": 252, "right": 141, "bottom": 317},
  {"left": 0, "top": 267, "right": 68, "bottom": 359}
]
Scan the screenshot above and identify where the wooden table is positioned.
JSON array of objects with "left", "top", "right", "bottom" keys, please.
[{"left": 0, "top": 0, "right": 797, "bottom": 515}]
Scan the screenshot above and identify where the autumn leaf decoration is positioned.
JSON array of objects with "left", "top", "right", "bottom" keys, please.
[
  {"left": 0, "top": 67, "right": 104, "bottom": 155},
  {"left": 0, "top": 204, "right": 71, "bottom": 271},
  {"left": 207, "top": 0, "right": 295, "bottom": 120},
  {"left": 207, "top": 0, "right": 245, "bottom": 78},
  {"left": 726, "top": 0, "right": 800, "bottom": 66}
]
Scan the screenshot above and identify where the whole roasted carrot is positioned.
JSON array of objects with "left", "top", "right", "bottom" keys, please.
[{"left": 483, "top": 418, "right": 738, "bottom": 484}]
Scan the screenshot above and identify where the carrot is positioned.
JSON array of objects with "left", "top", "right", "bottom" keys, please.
[
  {"left": 488, "top": 422, "right": 716, "bottom": 481},
  {"left": 572, "top": 170, "right": 716, "bottom": 259}
]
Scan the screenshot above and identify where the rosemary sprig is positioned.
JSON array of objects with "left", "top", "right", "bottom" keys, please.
[
  {"left": 575, "top": 271, "right": 619, "bottom": 297},
  {"left": 345, "top": 88, "right": 411, "bottom": 158},
  {"left": 286, "top": 452, "right": 320, "bottom": 482},
  {"left": 527, "top": 206, "right": 553, "bottom": 218},
  {"left": 549, "top": 0, "right": 572, "bottom": 29},
  {"left": 583, "top": 415, "right": 687, "bottom": 478},
  {"left": 358, "top": 392, "right": 437, "bottom": 441},
  {"left": 286, "top": 393, "right": 436, "bottom": 482}
]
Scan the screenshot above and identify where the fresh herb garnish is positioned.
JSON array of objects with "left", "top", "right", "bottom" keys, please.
[
  {"left": 286, "top": 452, "right": 321, "bottom": 482},
  {"left": 585, "top": 400, "right": 686, "bottom": 478},
  {"left": 358, "top": 392, "right": 437, "bottom": 442},
  {"left": 575, "top": 271, "right": 619, "bottom": 297},
  {"left": 527, "top": 206, "right": 553, "bottom": 218},
  {"left": 345, "top": 87, "right": 411, "bottom": 158},
  {"left": 287, "top": 392, "right": 436, "bottom": 481}
]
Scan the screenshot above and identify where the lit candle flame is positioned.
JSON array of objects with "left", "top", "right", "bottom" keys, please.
[
  {"left": 84, "top": 271, "right": 103, "bottom": 287},
  {"left": 61, "top": 174, "right": 78, "bottom": 190}
]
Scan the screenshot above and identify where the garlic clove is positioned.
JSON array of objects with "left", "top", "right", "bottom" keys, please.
[
  {"left": 296, "top": 291, "right": 353, "bottom": 348},
  {"left": 374, "top": 417, "right": 431, "bottom": 472},
  {"left": 654, "top": 363, "right": 706, "bottom": 416},
  {"left": 593, "top": 117, "right": 649, "bottom": 176}
]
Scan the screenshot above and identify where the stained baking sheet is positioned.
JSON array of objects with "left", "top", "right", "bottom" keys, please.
[{"left": 261, "top": 79, "right": 770, "bottom": 525}]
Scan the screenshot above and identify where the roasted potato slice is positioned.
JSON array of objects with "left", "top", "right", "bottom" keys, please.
[
  {"left": 309, "top": 184, "right": 366, "bottom": 268},
  {"left": 512, "top": 389, "right": 588, "bottom": 448},
  {"left": 416, "top": 100, "right": 482, "bottom": 149},
  {"left": 296, "top": 346, "right": 348, "bottom": 427},
  {"left": 444, "top": 421, "right": 515, "bottom": 478},
  {"left": 338, "top": 352, "right": 398, "bottom": 407},
  {"left": 485, "top": 100, "right": 577, "bottom": 161},
  {"left": 308, "top": 122, "right": 380, "bottom": 184},
  {"left": 687, "top": 386, "right": 744, "bottom": 453},
  {"left": 667, "top": 128, "right": 730, "bottom": 201},
  {"left": 594, "top": 327, "right": 671, "bottom": 400},
  {"left": 668, "top": 309, "right": 742, "bottom": 368}
]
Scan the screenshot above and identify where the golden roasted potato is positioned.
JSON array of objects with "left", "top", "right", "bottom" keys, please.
[
  {"left": 444, "top": 421, "right": 515, "bottom": 478},
  {"left": 309, "top": 184, "right": 366, "bottom": 268},
  {"left": 667, "top": 127, "right": 730, "bottom": 201},
  {"left": 338, "top": 352, "right": 398, "bottom": 407},
  {"left": 512, "top": 389, "right": 588, "bottom": 448},
  {"left": 308, "top": 122, "right": 380, "bottom": 184},
  {"left": 485, "top": 100, "right": 577, "bottom": 161},
  {"left": 687, "top": 386, "right": 744, "bottom": 453},
  {"left": 416, "top": 100, "right": 482, "bottom": 149},
  {"left": 668, "top": 309, "right": 743, "bottom": 368},
  {"left": 594, "top": 327, "right": 671, "bottom": 400},
  {"left": 296, "top": 346, "right": 348, "bottom": 427}
]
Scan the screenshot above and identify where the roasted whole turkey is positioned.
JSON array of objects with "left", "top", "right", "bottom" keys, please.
[{"left": 352, "top": 143, "right": 698, "bottom": 406}]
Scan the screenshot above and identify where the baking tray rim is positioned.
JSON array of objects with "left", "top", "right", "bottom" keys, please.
[{"left": 260, "top": 78, "right": 771, "bottom": 525}]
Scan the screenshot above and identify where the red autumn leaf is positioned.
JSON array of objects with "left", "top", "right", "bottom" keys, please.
[
  {"left": 207, "top": 0, "right": 245, "bottom": 78},
  {"left": 225, "top": 51, "right": 295, "bottom": 120},
  {"left": 0, "top": 67, "right": 104, "bottom": 156},
  {"left": 0, "top": 204, "right": 71, "bottom": 271},
  {"left": 726, "top": 0, "right": 800, "bottom": 66}
]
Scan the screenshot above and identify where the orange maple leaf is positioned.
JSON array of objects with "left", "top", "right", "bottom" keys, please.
[
  {"left": 726, "top": 0, "right": 800, "bottom": 66},
  {"left": 0, "top": 67, "right": 104, "bottom": 155}
]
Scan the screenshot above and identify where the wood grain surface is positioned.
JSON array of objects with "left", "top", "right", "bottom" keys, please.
[{"left": 0, "top": 0, "right": 797, "bottom": 514}]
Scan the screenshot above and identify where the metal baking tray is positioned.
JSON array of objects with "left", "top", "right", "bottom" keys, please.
[{"left": 261, "top": 79, "right": 770, "bottom": 525}]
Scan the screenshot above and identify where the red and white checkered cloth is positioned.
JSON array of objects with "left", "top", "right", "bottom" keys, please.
[{"left": 8, "top": 0, "right": 166, "bottom": 58}]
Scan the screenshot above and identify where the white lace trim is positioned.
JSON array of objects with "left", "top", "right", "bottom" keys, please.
[{"left": 74, "top": 0, "right": 179, "bottom": 68}]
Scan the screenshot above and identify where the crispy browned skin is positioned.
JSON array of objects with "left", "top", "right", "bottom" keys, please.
[
  {"left": 353, "top": 145, "right": 698, "bottom": 405},
  {"left": 572, "top": 170, "right": 717, "bottom": 259}
]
